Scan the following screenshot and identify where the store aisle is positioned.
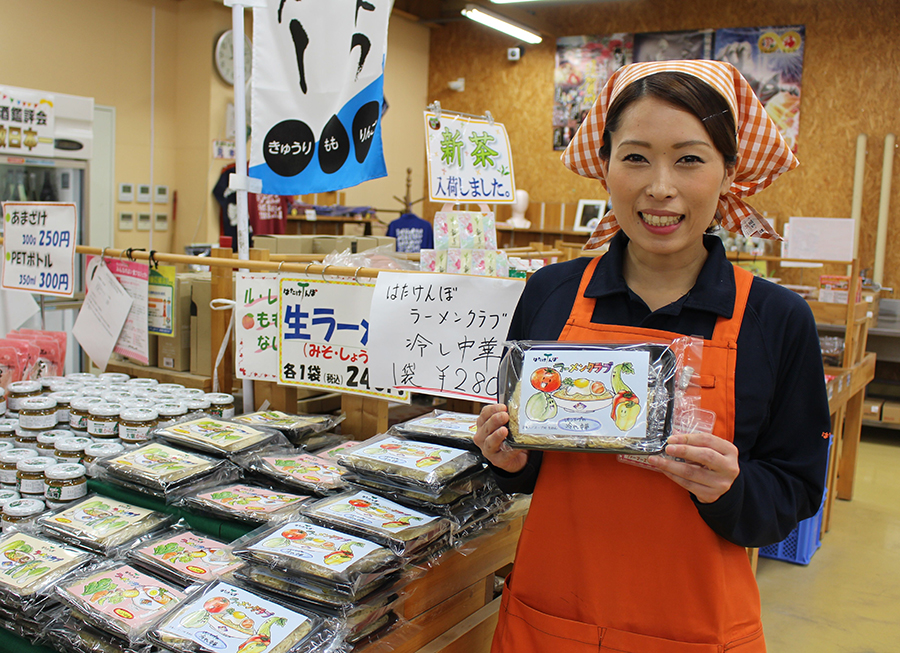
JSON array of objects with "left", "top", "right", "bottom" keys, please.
[{"left": 758, "top": 429, "right": 900, "bottom": 652}]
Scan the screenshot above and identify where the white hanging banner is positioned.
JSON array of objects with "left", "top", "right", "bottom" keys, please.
[
  {"left": 236, "top": 272, "right": 280, "bottom": 381},
  {"left": 250, "top": 0, "right": 393, "bottom": 195},
  {"left": 72, "top": 262, "right": 133, "bottom": 372},
  {"left": 368, "top": 272, "right": 525, "bottom": 403},
  {"left": 0, "top": 86, "right": 55, "bottom": 157},
  {"left": 1, "top": 201, "right": 77, "bottom": 297},
  {"left": 424, "top": 110, "right": 516, "bottom": 204},
  {"left": 278, "top": 276, "right": 410, "bottom": 403}
]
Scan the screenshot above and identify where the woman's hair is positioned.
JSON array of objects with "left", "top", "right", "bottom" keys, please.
[{"left": 598, "top": 72, "right": 738, "bottom": 167}]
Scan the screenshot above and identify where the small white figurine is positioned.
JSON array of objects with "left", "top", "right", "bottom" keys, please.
[{"left": 507, "top": 189, "right": 531, "bottom": 228}]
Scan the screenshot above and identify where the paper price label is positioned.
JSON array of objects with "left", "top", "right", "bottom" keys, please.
[{"left": 2, "top": 202, "right": 77, "bottom": 296}]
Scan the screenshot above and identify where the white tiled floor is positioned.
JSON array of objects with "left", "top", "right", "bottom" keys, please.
[{"left": 758, "top": 428, "right": 900, "bottom": 652}]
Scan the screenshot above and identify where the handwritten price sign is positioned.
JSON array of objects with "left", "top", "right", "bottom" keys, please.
[{"left": 2, "top": 202, "right": 77, "bottom": 297}]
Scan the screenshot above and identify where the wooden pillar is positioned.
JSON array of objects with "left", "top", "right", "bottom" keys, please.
[
  {"left": 837, "top": 389, "right": 865, "bottom": 500},
  {"left": 210, "top": 247, "right": 234, "bottom": 393},
  {"left": 248, "top": 247, "right": 300, "bottom": 412},
  {"left": 342, "top": 394, "right": 389, "bottom": 440}
]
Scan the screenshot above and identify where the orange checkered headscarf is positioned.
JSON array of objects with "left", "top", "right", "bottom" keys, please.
[{"left": 561, "top": 60, "right": 799, "bottom": 250}]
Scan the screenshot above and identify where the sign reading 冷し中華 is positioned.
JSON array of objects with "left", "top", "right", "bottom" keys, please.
[
  {"left": 250, "top": 1, "right": 392, "bottom": 195},
  {"left": 2, "top": 201, "right": 77, "bottom": 297}
]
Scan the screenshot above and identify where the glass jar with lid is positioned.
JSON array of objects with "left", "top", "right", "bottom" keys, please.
[
  {"left": 82, "top": 441, "right": 125, "bottom": 465},
  {"left": 126, "top": 377, "right": 158, "bottom": 388},
  {"left": 18, "top": 397, "right": 58, "bottom": 432},
  {"left": 36, "top": 430, "right": 72, "bottom": 457},
  {"left": 66, "top": 372, "right": 97, "bottom": 383},
  {"left": 0, "top": 448, "right": 39, "bottom": 486},
  {"left": 118, "top": 408, "right": 159, "bottom": 444},
  {"left": 48, "top": 379, "right": 82, "bottom": 394},
  {"left": 87, "top": 404, "right": 122, "bottom": 439},
  {"left": 121, "top": 397, "right": 157, "bottom": 410},
  {"left": 204, "top": 393, "right": 235, "bottom": 419},
  {"left": 47, "top": 391, "right": 78, "bottom": 424},
  {"left": 185, "top": 398, "right": 211, "bottom": 416},
  {"left": 99, "top": 372, "right": 131, "bottom": 384},
  {"left": 14, "top": 428, "right": 39, "bottom": 451},
  {"left": 2, "top": 498, "right": 45, "bottom": 532},
  {"left": 69, "top": 397, "right": 105, "bottom": 431},
  {"left": 40, "top": 376, "right": 67, "bottom": 390},
  {"left": 6, "top": 381, "right": 42, "bottom": 415},
  {"left": 44, "top": 463, "right": 87, "bottom": 506},
  {"left": 0, "top": 442, "right": 12, "bottom": 456},
  {"left": 157, "top": 403, "right": 188, "bottom": 427},
  {"left": 53, "top": 436, "right": 93, "bottom": 464},
  {"left": 0, "top": 489, "right": 19, "bottom": 509},
  {"left": 0, "top": 419, "right": 16, "bottom": 443},
  {"left": 16, "top": 457, "right": 56, "bottom": 497}
]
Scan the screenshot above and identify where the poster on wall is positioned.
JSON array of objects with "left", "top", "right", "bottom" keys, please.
[
  {"left": 715, "top": 25, "right": 805, "bottom": 152},
  {"left": 553, "top": 34, "right": 633, "bottom": 151},
  {"left": 0, "top": 86, "right": 55, "bottom": 157},
  {"left": 250, "top": 1, "right": 392, "bottom": 195},
  {"left": 633, "top": 29, "right": 713, "bottom": 63}
]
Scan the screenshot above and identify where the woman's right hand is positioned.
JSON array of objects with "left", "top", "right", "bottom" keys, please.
[{"left": 474, "top": 404, "right": 528, "bottom": 474}]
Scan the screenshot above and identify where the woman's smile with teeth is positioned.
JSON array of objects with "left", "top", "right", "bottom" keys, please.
[{"left": 639, "top": 212, "right": 683, "bottom": 227}]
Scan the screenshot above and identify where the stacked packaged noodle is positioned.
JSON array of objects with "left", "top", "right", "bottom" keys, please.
[
  {"left": 231, "top": 517, "right": 407, "bottom": 646},
  {"left": 150, "top": 415, "right": 290, "bottom": 458},
  {"left": 230, "top": 410, "right": 345, "bottom": 448},
  {"left": 234, "top": 446, "right": 347, "bottom": 496},
  {"left": 0, "top": 530, "right": 95, "bottom": 641},
  {"left": 333, "top": 430, "right": 510, "bottom": 546},
  {"left": 91, "top": 442, "right": 242, "bottom": 503}
]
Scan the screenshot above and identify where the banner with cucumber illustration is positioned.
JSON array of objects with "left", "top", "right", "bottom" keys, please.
[{"left": 518, "top": 348, "right": 651, "bottom": 438}]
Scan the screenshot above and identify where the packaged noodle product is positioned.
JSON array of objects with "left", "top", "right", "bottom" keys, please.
[
  {"left": 336, "top": 434, "right": 483, "bottom": 493},
  {"left": 393, "top": 410, "right": 481, "bottom": 451},
  {"left": 46, "top": 611, "right": 151, "bottom": 653},
  {"left": 236, "top": 448, "right": 345, "bottom": 495},
  {"left": 152, "top": 415, "right": 288, "bottom": 456},
  {"left": 341, "top": 470, "right": 497, "bottom": 516},
  {"left": 56, "top": 561, "right": 188, "bottom": 643},
  {"left": 148, "top": 580, "right": 334, "bottom": 653},
  {"left": 38, "top": 494, "right": 176, "bottom": 555},
  {"left": 501, "top": 340, "right": 687, "bottom": 454},
  {"left": 180, "top": 483, "right": 312, "bottom": 524},
  {"left": 302, "top": 490, "right": 450, "bottom": 556},
  {"left": 94, "top": 442, "right": 242, "bottom": 500},
  {"left": 0, "top": 531, "right": 94, "bottom": 615},
  {"left": 231, "top": 517, "right": 401, "bottom": 593},
  {"left": 309, "top": 438, "right": 355, "bottom": 461},
  {"left": 128, "top": 526, "right": 244, "bottom": 587},
  {"left": 231, "top": 410, "right": 345, "bottom": 445}
]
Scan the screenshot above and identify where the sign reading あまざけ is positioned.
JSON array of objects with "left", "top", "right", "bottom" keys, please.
[{"left": 278, "top": 276, "right": 409, "bottom": 403}]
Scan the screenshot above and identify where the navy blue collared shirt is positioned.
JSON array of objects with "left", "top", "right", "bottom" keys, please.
[{"left": 495, "top": 231, "right": 831, "bottom": 548}]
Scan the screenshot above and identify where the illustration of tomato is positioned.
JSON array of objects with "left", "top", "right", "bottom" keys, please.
[
  {"left": 204, "top": 597, "right": 229, "bottom": 613},
  {"left": 242, "top": 313, "right": 255, "bottom": 330},
  {"left": 281, "top": 529, "right": 307, "bottom": 540},
  {"left": 530, "top": 367, "right": 561, "bottom": 393},
  {"left": 349, "top": 499, "right": 371, "bottom": 508}
]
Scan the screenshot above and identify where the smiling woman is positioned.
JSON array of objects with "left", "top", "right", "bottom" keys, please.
[{"left": 473, "top": 60, "right": 832, "bottom": 653}]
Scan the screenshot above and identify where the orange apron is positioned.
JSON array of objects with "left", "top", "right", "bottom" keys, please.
[{"left": 493, "top": 257, "right": 764, "bottom": 652}]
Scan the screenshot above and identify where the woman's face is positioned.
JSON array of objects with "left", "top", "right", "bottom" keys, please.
[{"left": 600, "top": 96, "right": 735, "bottom": 264}]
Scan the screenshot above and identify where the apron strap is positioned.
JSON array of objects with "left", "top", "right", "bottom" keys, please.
[
  {"left": 711, "top": 265, "right": 754, "bottom": 344},
  {"left": 566, "top": 256, "right": 603, "bottom": 327}
]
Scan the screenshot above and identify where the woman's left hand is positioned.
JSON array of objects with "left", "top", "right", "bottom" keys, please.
[{"left": 647, "top": 432, "right": 740, "bottom": 504}]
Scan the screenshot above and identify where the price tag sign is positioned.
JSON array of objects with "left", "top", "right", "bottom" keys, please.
[
  {"left": 278, "top": 276, "right": 410, "bottom": 403},
  {"left": 1, "top": 201, "right": 77, "bottom": 297}
]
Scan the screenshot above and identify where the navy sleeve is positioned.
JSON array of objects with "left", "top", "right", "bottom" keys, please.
[{"left": 693, "top": 280, "right": 832, "bottom": 548}]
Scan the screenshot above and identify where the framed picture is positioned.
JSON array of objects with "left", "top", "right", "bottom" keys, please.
[{"left": 574, "top": 199, "right": 607, "bottom": 232}]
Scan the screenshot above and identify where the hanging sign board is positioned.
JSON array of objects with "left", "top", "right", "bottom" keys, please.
[
  {"left": 250, "top": 1, "right": 392, "bottom": 195},
  {"left": 72, "top": 261, "right": 133, "bottom": 372},
  {"left": 368, "top": 272, "right": 525, "bottom": 403},
  {"left": 148, "top": 265, "right": 176, "bottom": 337},
  {"left": 0, "top": 86, "right": 55, "bottom": 157},
  {"left": 85, "top": 256, "right": 150, "bottom": 365},
  {"left": 236, "top": 272, "right": 280, "bottom": 382},
  {"left": 1, "top": 201, "right": 76, "bottom": 297},
  {"left": 278, "top": 276, "right": 410, "bottom": 403},
  {"left": 424, "top": 110, "right": 516, "bottom": 204}
]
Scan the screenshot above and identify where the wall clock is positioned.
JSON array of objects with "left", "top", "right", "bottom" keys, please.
[{"left": 214, "top": 29, "right": 252, "bottom": 86}]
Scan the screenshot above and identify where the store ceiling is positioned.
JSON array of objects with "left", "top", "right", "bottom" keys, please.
[{"left": 393, "top": 0, "right": 582, "bottom": 37}]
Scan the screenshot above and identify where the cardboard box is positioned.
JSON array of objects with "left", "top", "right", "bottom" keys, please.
[
  {"left": 157, "top": 274, "right": 193, "bottom": 371},
  {"left": 253, "top": 234, "right": 315, "bottom": 254},
  {"left": 864, "top": 398, "right": 884, "bottom": 421},
  {"left": 881, "top": 401, "right": 900, "bottom": 424},
  {"left": 190, "top": 277, "right": 212, "bottom": 376}
]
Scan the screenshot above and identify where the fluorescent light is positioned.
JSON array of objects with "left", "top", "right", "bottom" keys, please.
[{"left": 461, "top": 5, "right": 542, "bottom": 44}]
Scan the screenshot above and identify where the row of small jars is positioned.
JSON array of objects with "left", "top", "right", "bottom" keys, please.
[{"left": 0, "top": 450, "right": 88, "bottom": 530}]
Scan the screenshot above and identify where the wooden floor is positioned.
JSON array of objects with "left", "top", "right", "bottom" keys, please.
[{"left": 758, "top": 427, "right": 900, "bottom": 652}]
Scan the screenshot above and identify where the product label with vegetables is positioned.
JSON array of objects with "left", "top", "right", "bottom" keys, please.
[
  {"left": 50, "top": 498, "right": 154, "bottom": 537},
  {"left": 161, "top": 581, "right": 310, "bottom": 653},
  {"left": 0, "top": 533, "right": 84, "bottom": 591},
  {"left": 112, "top": 445, "right": 212, "bottom": 478},
  {"left": 519, "top": 348, "right": 650, "bottom": 438},
  {"left": 262, "top": 453, "right": 343, "bottom": 485},
  {"left": 63, "top": 564, "right": 186, "bottom": 631},
  {"left": 354, "top": 436, "right": 468, "bottom": 472},
  {"left": 137, "top": 533, "right": 243, "bottom": 582},
  {"left": 198, "top": 485, "right": 307, "bottom": 515},
  {"left": 250, "top": 520, "right": 382, "bottom": 572},
  {"left": 320, "top": 491, "right": 437, "bottom": 531}
]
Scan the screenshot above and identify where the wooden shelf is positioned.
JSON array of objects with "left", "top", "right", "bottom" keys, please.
[
  {"left": 862, "top": 418, "right": 900, "bottom": 431},
  {"left": 103, "top": 360, "right": 213, "bottom": 391}
]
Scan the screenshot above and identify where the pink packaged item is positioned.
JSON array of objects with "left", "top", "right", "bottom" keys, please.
[
  {"left": 7, "top": 334, "right": 63, "bottom": 378},
  {"left": 447, "top": 248, "right": 462, "bottom": 274},
  {"left": 0, "top": 339, "right": 39, "bottom": 381},
  {"left": 0, "top": 347, "right": 21, "bottom": 388}
]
